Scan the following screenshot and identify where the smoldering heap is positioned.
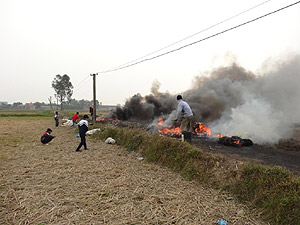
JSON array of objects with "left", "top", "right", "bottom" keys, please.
[{"left": 109, "top": 55, "right": 300, "bottom": 145}]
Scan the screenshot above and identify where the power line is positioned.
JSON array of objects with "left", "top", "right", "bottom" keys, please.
[
  {"left": 73, "top": 76, "right": 91, "bottom": 92},
  {"left": 97, "top": 0, "right": 300, "bottom": 74},
  {"left": 102, "top": 0, "right": 272, "bottom": 72},
  {"left": 73, "top": 75, "right": 90, "bottom": 90}
]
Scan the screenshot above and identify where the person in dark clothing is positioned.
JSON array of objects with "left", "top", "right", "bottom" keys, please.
[
  {"left": 89, "top": 106, "right": 94, "bottom": 117},
  {"left": 75, "top": 115, "right": 89, "bottom": 152},
  {"left": 54, "top": 111, "right": 59, "bottom": 127},
  {"left": 41, "top": 128, "right": 55, "bottom": 144}
]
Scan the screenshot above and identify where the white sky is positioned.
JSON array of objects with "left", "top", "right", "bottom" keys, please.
[{"left": 1, "top": 0, "right": 300, "bottom": 105}]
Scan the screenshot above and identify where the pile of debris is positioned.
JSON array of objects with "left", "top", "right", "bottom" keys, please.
[
  {"left": 96, "top": 118, "right": 255, "bottom": 148},
  {"left": 96, "top": 118, "right": 149, "bottom": 130},
  {"left": 218, "top": 136, "right": 253, "bottom": 147}
]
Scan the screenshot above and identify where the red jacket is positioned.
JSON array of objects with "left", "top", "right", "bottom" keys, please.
[{"left": 72, "top": 114, "right": 79, "bottom": 121}]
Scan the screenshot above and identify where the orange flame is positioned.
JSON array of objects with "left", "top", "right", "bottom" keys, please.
[
  {"left": 156, "top": 118, "right": 212, "bottom": 137},
  {"left": 96, "top": 117, "right": 112, "bottom": 122},
  {"left": 156, "top": 118, "right": 181, "bottom": 136},
  {"left": 193, "top": 122, "right": 211, "bottom": 137},
  {"left": 232, "top": 139, "right": 242, "bottom": 147}
]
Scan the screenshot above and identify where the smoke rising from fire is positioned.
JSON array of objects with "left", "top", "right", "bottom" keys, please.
[
  {"left": 111, "top": 55, "right": 300, "bottom": 144},
  {"left": 111, "top": 80, "right": 176, "bottom": 121}
]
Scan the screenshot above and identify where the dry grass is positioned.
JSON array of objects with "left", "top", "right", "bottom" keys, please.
[{"left": 0, "top": 118, "right": 267, "bottom": 224}]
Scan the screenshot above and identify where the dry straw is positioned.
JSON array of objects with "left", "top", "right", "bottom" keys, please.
[{"left": 0, "top": 118, "right": 267, "bottom": 224}]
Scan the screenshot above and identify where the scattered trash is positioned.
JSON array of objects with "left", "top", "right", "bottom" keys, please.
[
  {"left": 128, "top": 151, "right": 144, "bottom": 161},
  {"left": 217, "top": 219, "right": 227, "bottom": 225},
  {"left": 62, "top": 119, "right": 73, "bottom": 127},
  {"left": 226, "top": 196, "right": 234, "bottom": 200},
  {"left": 75, "top": 134, "right": 80, "bottom": 138},
  {"left": 86, "top": 128, "right": 101, "bottom": 136},
  {"left": 105, "top": 137, "right": 116, "bottom": 144}
]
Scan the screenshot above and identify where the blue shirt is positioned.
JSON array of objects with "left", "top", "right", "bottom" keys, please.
[{"left": 176, "top": 99, "right": 193, "bottom": 118}]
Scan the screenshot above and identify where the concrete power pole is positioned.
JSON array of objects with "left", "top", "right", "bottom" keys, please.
[{"left": 91, "top": 73, "right": 98, "bottom": 124}]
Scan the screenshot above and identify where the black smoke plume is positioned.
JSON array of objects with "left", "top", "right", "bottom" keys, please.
[
  {"left": 111, "top": 81, "right": 176, "bottom": 121},
  {"left": 110, "top": 54, "right": 300, "bottom": 144}
]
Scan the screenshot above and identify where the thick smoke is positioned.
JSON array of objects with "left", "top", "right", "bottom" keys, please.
[
  {"left": 111, "top": 55, "right": 300, "bottom": 144},
  {"left": 111, "top": 80, "right": 176, "bottom": 121},
  {"left": 209, "top": 55, "right": 300, "bottom": 144}
]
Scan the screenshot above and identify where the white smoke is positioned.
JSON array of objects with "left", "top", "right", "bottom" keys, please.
[
  {"left": 209, "top": 55, "right": 300, "bottom": 144},
  {"left": 210, "top": 96, "right": 292, "bottom": 144}
]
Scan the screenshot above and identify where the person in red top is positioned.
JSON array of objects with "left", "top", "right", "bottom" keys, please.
[
  {"left": 41, "top": 128, "right": 55, "bottom": 144},
  {"left": 72, "top": 112, "right": 79, "bottom": 127}
]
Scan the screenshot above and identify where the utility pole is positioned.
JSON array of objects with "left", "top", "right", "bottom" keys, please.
[{"left": 91, "top": 73, "right": 98, "bottom": 124}]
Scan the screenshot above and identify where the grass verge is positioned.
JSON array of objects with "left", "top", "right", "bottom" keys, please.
[{"left": 92, "top": 125, "right": 300, "bottom": 225}]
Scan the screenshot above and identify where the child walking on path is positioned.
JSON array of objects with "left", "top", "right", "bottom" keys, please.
[
  {"left": 41, "top": 128, "right": 56, "bottom": 144},
  {"left": 75, "top": 115, "right": 89, "bottom": 152}
]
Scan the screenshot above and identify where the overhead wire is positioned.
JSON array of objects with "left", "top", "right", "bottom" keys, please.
[
  {"left": 73, "top": 78, "right": 91, "bottom": 92},
  {"left": 73, "top": 75, "right": 90, "bottom": 91},
  {"left": 71, "top": 75, "right": 91, "bottom": 98},
  {"left": 97, "top": 0, "right": 300, "bottom": 74},
  {"left": 101, "top": 0, "right": 272, "bottom": 72}
]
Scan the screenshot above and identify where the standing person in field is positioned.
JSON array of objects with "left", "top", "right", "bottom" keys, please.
[
  {"left": 72, "top": 112, "right": 79, "bottom": 127},
  {"left": 89, "top": 106, "right": 94, "bottom": 117},
  {"left": 174, "top": 95, "right": 193, "bottom": 134},
  {"left": 41, "top": 128, "right": 56, "bottom": 144},
  {"left": 75, "top": 114, "right": 89, "bottom": 152},
  {"left": 54, "top": 111, "right": 59, "bottom": 127}
]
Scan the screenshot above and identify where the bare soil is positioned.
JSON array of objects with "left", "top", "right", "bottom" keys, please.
[{"left": 0, "top": 118, "right": 268, "bottom": 225}]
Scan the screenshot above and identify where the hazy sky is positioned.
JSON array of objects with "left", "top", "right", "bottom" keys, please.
[{"left": 1, "top": 0, "right": 300, "bottom": 105}]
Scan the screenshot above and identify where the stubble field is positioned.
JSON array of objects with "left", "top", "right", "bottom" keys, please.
[{"left": 0, "top": 118, "right": 267, "bottom": 224}]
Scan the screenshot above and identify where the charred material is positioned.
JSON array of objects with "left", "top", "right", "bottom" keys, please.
[{"left": 218, "top": 136, "right": 253, "bottom": 147}]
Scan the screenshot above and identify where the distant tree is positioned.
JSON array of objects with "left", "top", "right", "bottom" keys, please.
[
  {"left": 63, "top": 98, "right": 100, "bottom": 110},
  {"left": 12, "top": 102, "right": 23, "bottom": 108},
  {"left": 52, "top": 74, "right": 73, "bottom": 110},
  {"left": 34, "top": 102, "right": 42, "bottom": 109}
]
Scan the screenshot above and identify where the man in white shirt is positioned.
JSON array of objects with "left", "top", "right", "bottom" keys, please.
[{"left": 174, "top": 95, "right": 193, "bottom": 134}]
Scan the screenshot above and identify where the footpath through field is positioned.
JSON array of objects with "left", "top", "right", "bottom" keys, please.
[{"left": 0, "top": 118, "right": 267, "bottom": 224}]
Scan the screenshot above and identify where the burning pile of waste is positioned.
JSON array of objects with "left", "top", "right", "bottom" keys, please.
[
  {"left": 99, "top": 56, "right": 300, "bottom": 146},
  {"left": 96, "top": 116, "right": 254, "bottom": 147},
  {"left": 218, "top": 136, "right": 253, "bottom": 147},
  {"left": 154, "top": 118, "right": 253, "bottom": 147},
  {"left": 155, "top": 118, "right": 211, "bottom": 138}
]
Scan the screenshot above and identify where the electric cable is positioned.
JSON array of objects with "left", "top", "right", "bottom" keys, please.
[
  {"left": 73, "top": 76, "right": 91, "bottom": 92},
  {"left": 73, "top": 75, "right": 90, "bottom": 91},
  {"left": 97, "top": 0, "right": 300, "bottom": 74},
  {"left": 103, "top": 0, "right": 272, "bottom": 72}
]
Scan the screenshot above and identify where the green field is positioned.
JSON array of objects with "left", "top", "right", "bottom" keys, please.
[{"left": 0, "top": 110, "right": 107, "bottom": 119}]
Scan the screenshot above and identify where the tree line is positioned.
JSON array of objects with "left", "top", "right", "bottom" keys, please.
[
  {"left": 0, "top": 99, "right": 98, "bottom": 110},
  {"left": 0, "top": 74, "right": 99, "bottom": 110}
]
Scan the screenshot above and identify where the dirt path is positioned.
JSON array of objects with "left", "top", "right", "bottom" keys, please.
[
  {"left": 0, "top": 118, "right": 267, "bottom": 225},
  {"left": 191, "top": 136, "right": 300, "bottom": 176}
]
